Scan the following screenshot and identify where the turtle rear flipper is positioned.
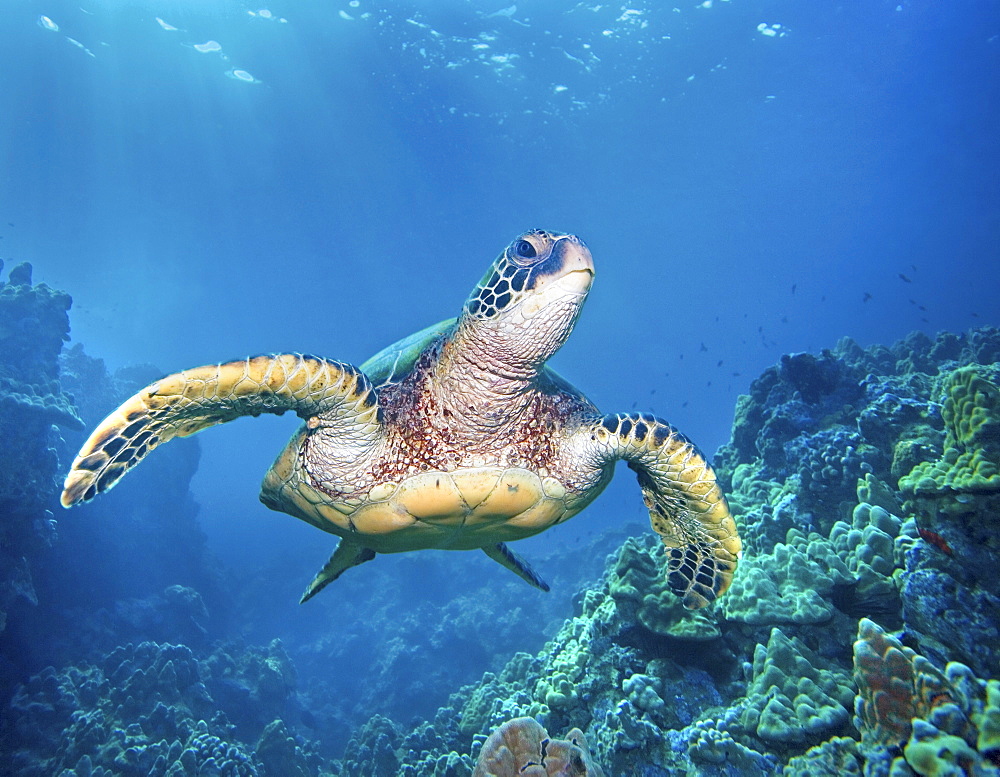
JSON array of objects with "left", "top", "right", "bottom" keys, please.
[
  {"left": 61, "top": 354, "right": 380, "bottom": 507},
  {"left": 483, "top": 542, "right": 550, "bottom": 592},
  {"left": 300, "top": 542, "right": 376, "bottom": 603}
]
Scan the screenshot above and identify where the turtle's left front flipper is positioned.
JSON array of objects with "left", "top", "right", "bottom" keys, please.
[
  {"left": 61, "top": 354, "right": 380, "bottom": 507},
  {"left": 583, "top": 413, "right": 741, "bottom": 610}
]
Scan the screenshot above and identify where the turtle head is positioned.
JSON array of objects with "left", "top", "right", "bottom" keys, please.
[{"left": 460, "top": 230, "right": 594, "bottom": 370}]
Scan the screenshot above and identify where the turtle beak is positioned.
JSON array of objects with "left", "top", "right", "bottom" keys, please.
[{"left": 552, "top": 234, "right": 594, "bottom": 294}]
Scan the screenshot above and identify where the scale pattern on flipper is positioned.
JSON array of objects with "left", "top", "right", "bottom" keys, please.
[
  {"left": 595, "top": 412, "right": 741, "bottom": 609},
  {"left": 61, "top": 354, "right": 377, "bottom": 507}
]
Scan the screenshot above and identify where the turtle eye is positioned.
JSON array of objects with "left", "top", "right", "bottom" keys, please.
[{"left": 513, "top": 239, "right": 536, "bottom": 260}]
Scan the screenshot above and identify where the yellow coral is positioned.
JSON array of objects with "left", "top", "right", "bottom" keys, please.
[{"left": 904, "top": 733, "right": 978, "bottom": 777}]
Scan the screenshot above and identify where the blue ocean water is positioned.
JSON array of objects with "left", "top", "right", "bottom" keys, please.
[{"left": 1, "top": 0, "right": 999, "bottom": 773}]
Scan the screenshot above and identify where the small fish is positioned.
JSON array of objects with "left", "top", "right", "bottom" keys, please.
[
  {"left": 699, "top": 342, "right": 708, "bottom": 352},
  {"left": 791, "top": 283, "right": 797, "bottom": 294},
  {"left": 781, "top": 316, "right": 788, "bottom": 323},
  {"left": 898, "top": 273, "right": 912, "bottom": 283},
  {"left": 731, "top": 371, "right": 741, "bottom": 377},
  {"left": 863, "top": 292, "right": 872, "bottom": 303},
  {"left": 716, "top": 359, "right": 723, "bottom": 367},
  {"left": 917, "top": 527, "right": 953, "bottom": 556},
  {"left": 918, "top": 305, "right": 926, "bottom": 311}
]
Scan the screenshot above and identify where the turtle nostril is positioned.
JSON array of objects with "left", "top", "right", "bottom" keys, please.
[{"left": 513, "top": 240, "right": 536, "bottom": 260}]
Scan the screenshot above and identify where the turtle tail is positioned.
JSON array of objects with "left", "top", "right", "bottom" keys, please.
[{"left": 61, "top": 354, "right": 377, "bottom": 507}]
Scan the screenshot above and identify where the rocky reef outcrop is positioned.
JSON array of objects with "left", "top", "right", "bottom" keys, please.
[{"left": 0, "top": 261, "right": 80, "bottom": 636}]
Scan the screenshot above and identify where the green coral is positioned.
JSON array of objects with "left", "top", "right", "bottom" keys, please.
[
  {"left": 540, "top": 672, "right": 579, "bottom": 711},
  {"left": 607, "top": 538, "right": 720, "bottom": 639},
  {"left": 856, "top": 473, "right": 903, "bottom": 515},
  {"left": 904, "top": 719, "right": 982, "bottom": 777},
  {"left": 739, "top": 627, "right": 855, "bottom": 746},
  {"left": 899, "top": 366, "right": 1000, "bottom": 516},
  {"left": 721, "top": 529, "right": 854, "bottom": 624},
  {"left": 686, "top": 715, "right": 770, "bottom": 768},
  {"left": 975, "top": 680, "right": 1000, "bottom": 754},
  {"left": 782, "top": 736, "right": 863, "bottom": 776},
  {"left": 621, "top": 674, "right": 664, "bottom": 714},
  {"left": 829, "top": 502, "right": 905, "bottom": 615}
]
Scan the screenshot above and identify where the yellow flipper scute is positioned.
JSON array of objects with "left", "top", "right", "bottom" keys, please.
[
  {"left": 593, "top": 412, "right": 742, "bottom": 610},
  {"left": 61, "top": 354, "right": 377, "bottom": 507}
]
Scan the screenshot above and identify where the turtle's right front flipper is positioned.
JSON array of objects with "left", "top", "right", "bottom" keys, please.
[{"left": 61, "top": 354, "right": 380, "bottom": 507}]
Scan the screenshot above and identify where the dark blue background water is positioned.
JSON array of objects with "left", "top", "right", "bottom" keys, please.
[{"left": 2, "top": 0, "right": 998, "bottom": 690}]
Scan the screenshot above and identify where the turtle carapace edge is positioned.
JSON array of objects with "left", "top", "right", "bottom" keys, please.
[{"left": 61, "top": 230, "right": 742, "bottom": 609}]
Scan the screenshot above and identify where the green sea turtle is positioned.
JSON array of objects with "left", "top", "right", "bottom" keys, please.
[{"left": 61, "top": 230, "right": 741, "bottom": 608}]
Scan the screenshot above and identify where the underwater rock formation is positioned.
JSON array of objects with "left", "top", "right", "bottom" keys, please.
[
  {"left": 0, "top": 277, "right": 223, "bottom": 699},
  {"left": 0, "top": 261, "right": 81, "bottom": 636}
]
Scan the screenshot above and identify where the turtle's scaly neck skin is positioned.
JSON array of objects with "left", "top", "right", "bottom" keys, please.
[
  {"left": 303, "top": 230, "right": 600, "bottom": 498},
  {"left": 428, "top": 229, "right": 595, "bottom": 441},
  {"left": 363, "top": 332, "right": 595, "bottom": 486},
  {"left": 430, "top": 324, "right": 544, "bottom": 440}
]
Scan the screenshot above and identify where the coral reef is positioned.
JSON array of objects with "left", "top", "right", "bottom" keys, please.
[
  {"left": 853, "top": 617, "right": 1000, "bottom": 775},
  {"left": 3, "top": 260, "right": 1000, "bottom": 777},
  {"left": 1, "top": 639, "right": 327, "bottom": 776},
  {"left": 738, "top": 627, "right": 854, "bottom": 747},
  {"left": 472, "top": 717, "right": 603, "bottom": 776}
]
